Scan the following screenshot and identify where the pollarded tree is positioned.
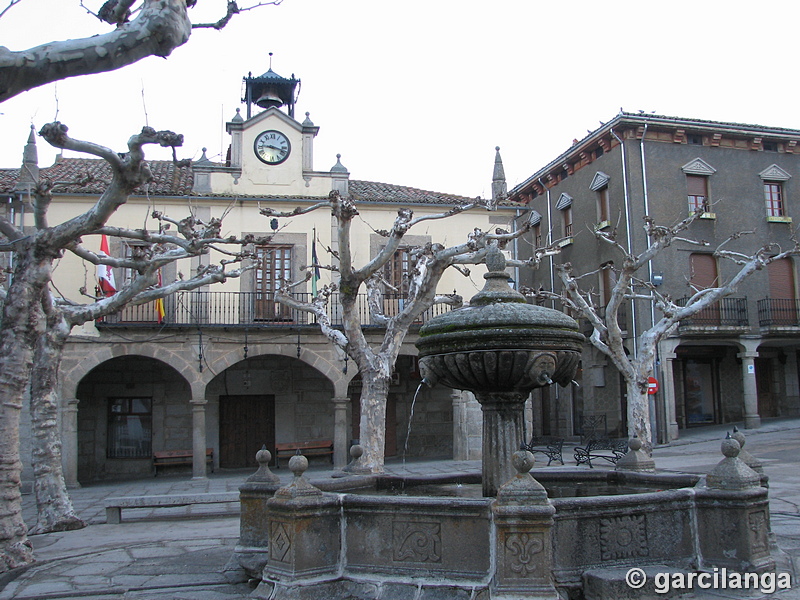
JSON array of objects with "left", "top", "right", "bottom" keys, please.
[
  {"left": 0, "top": 122, "right": 261, "bottom": 566},
  {"left": 532, "top": 212, "right": 799, "bottom": 452},
  {"left": 0, "top": 0, "right": 281, "bottom": 102},
  {"left": 263, "top": 193, "right": 560, "bottom": 474}
]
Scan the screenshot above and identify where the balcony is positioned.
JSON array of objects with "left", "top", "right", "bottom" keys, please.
[
  {"left": 96, "top": 292, "right": 452, "bottom": 329},
  {"left": 757, "top": 298, "right": 800, "bottom": 333},
  {"left": 675, "top": 297, "right": 749, "bottom": 334}
]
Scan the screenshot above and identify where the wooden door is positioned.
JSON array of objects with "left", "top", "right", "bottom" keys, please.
[
  {"left": 768, "top": 257, "right": 797, "bottom": 324},
  {"left": 255, "top": 246, "right": 293, "bottom": 321},
  {"left": 219, "top": 395, "right": 275, "bottom": 468}
]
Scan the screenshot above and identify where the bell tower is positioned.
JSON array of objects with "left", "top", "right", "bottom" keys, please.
[{"left": 242, "top": 53, "right": 300, "bottom": 119}]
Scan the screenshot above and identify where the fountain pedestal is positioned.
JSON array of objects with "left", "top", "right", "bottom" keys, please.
[{"left": 416, "top": 246, "right": 583, "bottom": 496}]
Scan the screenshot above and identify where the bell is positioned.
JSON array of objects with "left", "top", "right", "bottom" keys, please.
[{"left": 255, "top": 87, "right": 284, "bottom": 109}]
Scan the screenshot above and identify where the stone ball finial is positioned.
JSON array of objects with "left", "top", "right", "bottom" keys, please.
[
  {"left": 485, "top": 245, "right": 506, "bottom": 273},
  {"left": 350, "top": 444, "right": 364, "bottom": 460},
  {"left": 731, "top": 426, "right": 746, "bottom": 449},
  {"left": 512, "top": 450, "right": 535, "bottom": 474},
  {"left": 289, "top": 454, "right": 308, "bottom": 477},
  {"left": 628, "top": 435, "right": 643, "bottom": 452},
  {"left": 256, "top": 445, "right": 272, "bottom": 466},
  {"left": 721, "top": 434, "right": 741, "bottom": 458}
]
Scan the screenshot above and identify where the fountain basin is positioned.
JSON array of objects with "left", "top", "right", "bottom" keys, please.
[{"left": 241, "top": 465, "right": 772, "bottom": 600}]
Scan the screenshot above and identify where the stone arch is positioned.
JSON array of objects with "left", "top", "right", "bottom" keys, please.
[
  {"left": 206, "top": 343, "right": 347, "bottom": 392},
  {"left": 62, "top": 343, "right": 196, "bottom": 401}
]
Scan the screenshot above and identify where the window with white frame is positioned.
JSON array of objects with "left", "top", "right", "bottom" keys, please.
[{"left": 759, "top": 164, "right": 792, "bottom": 221}]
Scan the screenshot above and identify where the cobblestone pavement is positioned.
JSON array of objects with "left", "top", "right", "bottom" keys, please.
[{"left": 1, "top": 419, "right": 798, "bottom": 599}]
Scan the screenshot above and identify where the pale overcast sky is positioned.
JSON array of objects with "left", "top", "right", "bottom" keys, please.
[{"left": 2, "top": 0, "right": 800, "bottom": 199}]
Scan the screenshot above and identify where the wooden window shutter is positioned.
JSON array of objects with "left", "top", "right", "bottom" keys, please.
[
  {"left": 690, "top": 253, "right": 718, "bottom": 289},
  {"left": 768, "top": 257, "right": 795, "bottom": 299}
]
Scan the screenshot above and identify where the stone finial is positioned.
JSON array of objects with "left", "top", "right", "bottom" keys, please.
[
  {"left": 274, "top": 453, "right": 322, "bottom": 499},
  {"left": 615, "top": 434, "right": 655, "bottom": 473},
  {"left": 706, "top": 434, "right": 761, "bottom": 490},
  {"left": 495, "top": 451, "right": 549, "bottom": 504},
  {"left": 330, "top": 153, "right": 348, "bottom": 173},
  {"left": 731, "top": 426, "right": 764, "bottom": 475},
  {"left": 245, "top": 445, "right": 281, "bottom": 484},
  {"left": 339, "top": 444, "right": 367, "bottom": 475}
]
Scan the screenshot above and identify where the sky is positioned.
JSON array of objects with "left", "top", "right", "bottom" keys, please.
[{"left": 2, "top": 0, "right": 800, "bottom": 199}]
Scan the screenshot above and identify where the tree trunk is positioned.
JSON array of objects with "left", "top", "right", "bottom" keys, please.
[
  {"left": 357, "top": 372, "right": 390, "bottom": 474},
  {"left": 0, "top": 250, "right": 47, "bottom": 571},
  {"left": 28, "top": 302, "right": 85, "bottom": 534},
  {"left": 626, "top": 379, "right": 653, "bottom": 454}
]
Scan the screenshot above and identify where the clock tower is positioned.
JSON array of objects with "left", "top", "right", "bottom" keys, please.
[{"left": 192, "top": 58, "right": 348, "bottom": 198}]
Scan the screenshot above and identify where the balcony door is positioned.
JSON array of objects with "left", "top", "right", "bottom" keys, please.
[
  {"left": 255, "top": 245, "right": 293, "bottom": 321},
  {"left": 768, "top": 257, "right": 797, "bottom": 324}
]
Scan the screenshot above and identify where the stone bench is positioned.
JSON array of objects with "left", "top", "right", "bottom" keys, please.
[{"left": 105, "top": 491, "right": 239, "bottom": 524}]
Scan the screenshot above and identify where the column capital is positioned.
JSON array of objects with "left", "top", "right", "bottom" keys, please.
[
  {"left": 332, "top": 396, "right": 350, "bottom": 405},
  {"left": 737, "top": 351, "right": 759, "bottom": 360}
]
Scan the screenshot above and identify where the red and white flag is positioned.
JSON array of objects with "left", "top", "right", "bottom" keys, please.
[{"left": 97, "top": 234, "right": 117, "bottom": 296}]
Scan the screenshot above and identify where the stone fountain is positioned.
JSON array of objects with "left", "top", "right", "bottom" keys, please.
[
  {"left": 415, "top": 245, "right": 584, "bottom": 496},
  {"left": 233, "top": 247, "right": 776, "bottom": 599}
]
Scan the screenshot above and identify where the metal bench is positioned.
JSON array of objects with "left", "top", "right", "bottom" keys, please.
[
  {"left": 521, "top": 436, "right": 565, "bottom": 465},
  {"left": 153, "top": 448, "right": 213, "bottom": 475},
  {"left": 274, "top": 440, "right": 334, "bottom": 467},
  {"left": 104, "top": 492, "right": 238, "bottom": 524},
  {"left": 574, "top": 438, "right": 629, "bottom": 468}
]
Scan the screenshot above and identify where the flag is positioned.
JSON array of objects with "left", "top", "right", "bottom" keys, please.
[
  {"left": 155, "top": 269, "right": 166, "bottom": 324},
  {"left": 97, "top": 235, "right": 117, "bottom": 296},
  {"left": 311, "top": 229, "right": 321, "bottom": 296}
]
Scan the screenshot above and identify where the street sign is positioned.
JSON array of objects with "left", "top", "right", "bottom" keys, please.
[{"left": 647, "top": 377, "right": 659, "bottom": 395}]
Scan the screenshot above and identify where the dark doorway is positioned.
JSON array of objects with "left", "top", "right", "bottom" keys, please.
[
  {"left": 219, "top": 395, "right": 275, "bottom": 468},
  {"left": 682, "top": 359, "right": 718, "bottom": 426},
  {"left": 755, "top": 358, "right": 778, "bottom": 418}
]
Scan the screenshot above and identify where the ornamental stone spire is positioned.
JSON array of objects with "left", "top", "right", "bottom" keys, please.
[
  {"left": 491, "top": 146, "right": 506, "bottom": 205},
  {"left": 15, "top": 124, "right": 39, "bottom": 193}
]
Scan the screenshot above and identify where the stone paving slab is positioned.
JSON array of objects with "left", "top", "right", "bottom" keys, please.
[{"left": 3, "top": 417, "right": 799, "bottom": 599}]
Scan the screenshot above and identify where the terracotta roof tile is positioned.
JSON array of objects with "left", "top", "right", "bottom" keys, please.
[{"left": 0, "top": 158, "right": 482, "bottom": 206}]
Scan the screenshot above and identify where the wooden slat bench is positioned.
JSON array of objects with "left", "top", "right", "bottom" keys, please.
[
  {"left": 105, "top": 492, "right": 238, "bottom": 524},
  {"left": 153, "top": 448, "right": 213, "bottom": 476},
  {"left": 274, "top": 440, "right": 334, "bottom": 468}
]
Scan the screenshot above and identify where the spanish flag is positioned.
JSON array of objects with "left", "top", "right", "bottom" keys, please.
[
  {"left": 97, "top": 235, "right": 117, "bottom": 297},
  {"left": 155, "top": 269, "right": 166, "bottom": 324}
]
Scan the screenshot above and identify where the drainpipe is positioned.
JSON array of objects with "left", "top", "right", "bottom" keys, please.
[
  {"left": 539, "top": 178, "right": 555, "bottom": 306},
  {"left": 638, "top": 120, "right": 663, "bottom": 445},
  {"left": 610, "top": 129, "right": 637, "bottom": 357}
]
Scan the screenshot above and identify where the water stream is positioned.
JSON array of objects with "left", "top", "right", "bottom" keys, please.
[{"left": 402, "top": 382, "right": 425, "bottom": 469}]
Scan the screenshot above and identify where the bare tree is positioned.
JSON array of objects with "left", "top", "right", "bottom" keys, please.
[
  {"left": 0, "top": 121, "right": 261, "bottom": 567},
  {"left": 530, "top": 212, "right": 800, "bottom": 452},
  {"left": 262, "top": 194, "right": 559, "bottom": 474},
  {"left": 0, "top": 0, "right": 282, "bottom": 102}
]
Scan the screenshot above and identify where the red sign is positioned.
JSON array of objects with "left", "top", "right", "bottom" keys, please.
[{"left": 647, "top": 377, "right": 659, "bottom": 395}]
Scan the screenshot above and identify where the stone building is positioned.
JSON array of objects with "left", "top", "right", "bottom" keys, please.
[
  {"left": 507, "top": 112, "right": 800, "bottom": 443},
  {"left": 0, "top": 64, "right": 508, "bottom": 486}
]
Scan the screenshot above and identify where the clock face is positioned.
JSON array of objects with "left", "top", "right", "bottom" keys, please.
[{"left": 254, "top": 130, "right": 291, "bottom": 165}]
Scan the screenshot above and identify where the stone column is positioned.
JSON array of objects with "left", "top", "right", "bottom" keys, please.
[
  {"left": 492, "top": 451, "right": 558, "bottom": 599},
  {"left": 332, "top": 397, "right": 349, "bottom": 469},
  {"left": 62, "top": 398, "right": 80, "bottom": 489},
  {"left": 661, "top": 351, "right": 680, "bottom": 441},
  {"left": 452, "top": 390, "right": 468, "bottom": 461},
  {"left": 475, "top": 392, "right": 526, "bottom": 497},
  {"left": 738, "top": 350, "right": 761, "bottom": 429},
  {"left": 191, "top": 400, "right": 208, "bottom": 479}
]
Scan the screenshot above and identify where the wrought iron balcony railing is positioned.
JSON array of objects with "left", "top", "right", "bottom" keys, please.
[
  {"left": 675, "top": 297, "right": 749, "bottom": 328},
  {"left": 757, "top": 298, "right": 800, "bottom": 327},
  {"left": 96, "top": 291, "right": 452, "bottom": 328}
]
